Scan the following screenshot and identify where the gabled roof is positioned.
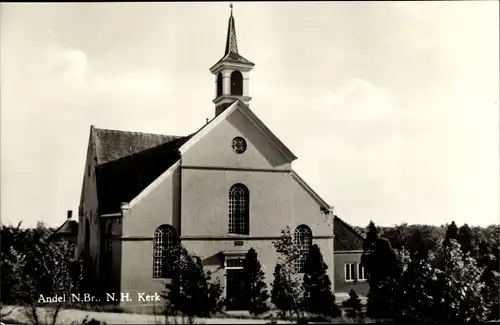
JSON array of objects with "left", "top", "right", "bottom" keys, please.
[
  {"left": 92, "top": 127, "right": 192, "bottom": 214},
  {"left": 46, "top": 219, "right": 78, "bottom": 242},
  {"left": 93, "top": 128, "right": 184, "bottom": 166},
  {"left": 334, "top": 216, "right": 365, "bottom": 251},
  {"left": 179, "top": 100, "right": 297, "bottom": 162}
]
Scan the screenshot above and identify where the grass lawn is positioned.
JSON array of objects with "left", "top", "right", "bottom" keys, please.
[
  {"left": 1, "top": 305, "right": 291, "bottom": 325},
  {"left": 1, "top": 305, "right": 377, "bottom": 325}
]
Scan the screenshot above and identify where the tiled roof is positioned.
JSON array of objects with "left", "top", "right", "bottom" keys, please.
[
  {"left": 93, "top": 128, "right": 192, "bottom": 214},
  {"left": 334, "top": 216, "right": 365, "bottom": 251},
  {"left": 93, "top": 128, "right": 183, "bottom": 165}
]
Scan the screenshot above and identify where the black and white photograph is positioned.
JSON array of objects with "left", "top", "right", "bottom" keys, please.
[{"left": 1, "top": 2, "right": 499, "bottom": 324}]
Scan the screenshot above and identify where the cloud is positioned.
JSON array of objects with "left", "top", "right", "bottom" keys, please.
[
  {"left": 50, "top": 47, "right": 89, "bottom": 88},
  {"left": 16, "top": 46, "right": 172, "bottom": 98},
  {"left": 325, "top": 78, "right": 397, "bottom": 121},
  {"left": 92, "top": 69, "right": 171, "bottom": 96}
]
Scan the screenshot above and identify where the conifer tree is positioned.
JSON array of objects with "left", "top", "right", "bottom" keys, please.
[
  {"left": 364, "top": 237, "right": 401, "bottom": 319},
  {"left": 458, "top": 223, "right": 474, "bottom": 254},
  {"left": 363, "top": 221, "right": 379, "bottom": 252},
  {"left": 241, "top": 248, "right": 270, "bottom": 315},
  {"left": 302, "top": 244, "right": 341, "bottom": 317},
  {"left": 271, "top": 264, "right": 294, "bottom": 317},
  {"left": 443, "top": 221, "right": 458, "bottom": 246}
]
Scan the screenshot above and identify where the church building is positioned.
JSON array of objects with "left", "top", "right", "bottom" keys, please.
[{"left": 76, "top": 7, "right": 366, "bottom": 311}]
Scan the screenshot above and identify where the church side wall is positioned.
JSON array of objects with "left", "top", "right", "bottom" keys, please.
[
  {"left": 78, "top": 129, "right": 101, "bottom": 291},
  {"left": 118, "top": 165, "right": 180, "bottom": 308}
]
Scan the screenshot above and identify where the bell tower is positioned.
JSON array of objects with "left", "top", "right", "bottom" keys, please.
[{"left": 209, "top": 4, "right": 255, "bottom": 116}]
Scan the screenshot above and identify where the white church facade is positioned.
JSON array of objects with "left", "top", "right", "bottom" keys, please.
[{"left": 73, "top": 7, "right": 367, "bottom": 311}]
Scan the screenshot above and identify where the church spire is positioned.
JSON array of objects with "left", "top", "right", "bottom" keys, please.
[
  {"left": 224, "top": 4, "right": 238, "bottom": 55},
  {"left": 210, "top": 4, "right": 255, "bottom": 117}
]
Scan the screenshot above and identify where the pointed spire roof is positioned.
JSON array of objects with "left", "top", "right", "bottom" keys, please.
[
  {"left": 210, "top": 4, "right": 254, "bottom": 72},
  {"left": 225, "top": 4, "right": 238, "bottom": 55}
]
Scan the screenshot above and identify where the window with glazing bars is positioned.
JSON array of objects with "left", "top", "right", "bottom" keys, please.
[
  {"left": 294, "top": 225, "right": 312, "bottom": 272},
  {"left": 226, "top": 258, "right": 244, "bottom": 269},
  {"left": 228, "top": 184, "right": 249, "bottom": 235},
  {"left": 345, "top": 263, "right": 356, "bottom": 282},
  {"left": 153, "top": 225, "right": 177, "bottom": 278},
  {"left": 357, "top": 263, "right": 367, "bottom": 281}
]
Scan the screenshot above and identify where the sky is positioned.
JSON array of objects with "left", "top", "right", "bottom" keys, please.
[{"left": 1, "top": 2, "right": 499, "bottom": 228}]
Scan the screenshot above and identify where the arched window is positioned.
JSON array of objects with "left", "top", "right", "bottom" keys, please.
[
  {"left": 294, "top": 225, "right": 312, "bottom": 272},
  {"left": 230, "top": 70, "right": 243, "bottom": 96},
  {"left": 229, "top": 184, "right": 249, "bottom": 235},
  {"left": 216, "top": 73, "right": 223, "bottom": 97},
  {"left": 153, "top": 225, "right": 177, "bottom": 278}
]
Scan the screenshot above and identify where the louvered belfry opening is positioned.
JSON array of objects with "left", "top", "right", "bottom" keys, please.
[{"left": 230, "top": 70, "right": 243, "bottom": 96}]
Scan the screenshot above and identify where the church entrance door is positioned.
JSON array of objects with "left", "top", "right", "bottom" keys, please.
[
  {"left": 225, "top": 256, "right": 247, "bottom": 311},
  {"left": 226, "top": 268, "right": 246, "bottom": 310}
]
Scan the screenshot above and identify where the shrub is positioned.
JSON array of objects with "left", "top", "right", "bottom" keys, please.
[
  {"left": 342, "top": 289, "right": 362, "bottom": 319},
  {"left": 161, "top": 244, "right": 223, "bottom": 318},
  {"left": 73, "top": 317, "right": 107, "bottom": 325},
  {"left": 4, "top": 239, "right": 80, "bottom": 325}
]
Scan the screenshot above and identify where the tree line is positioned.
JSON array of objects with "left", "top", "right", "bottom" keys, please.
[
  {"left": 360, "top": 220, "right": 500, "bottom": 323},
  {"left": 1, "top": 220, "right": 499, "bottom": 323}
]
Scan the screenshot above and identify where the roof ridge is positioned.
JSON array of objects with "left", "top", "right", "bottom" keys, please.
[{"left": 93, "top": 127, "right": 185, "bottom": 139}]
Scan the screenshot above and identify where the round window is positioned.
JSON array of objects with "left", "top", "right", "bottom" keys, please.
[{"left": 231, "top": 137, "right": 247, "bottom": 154}]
